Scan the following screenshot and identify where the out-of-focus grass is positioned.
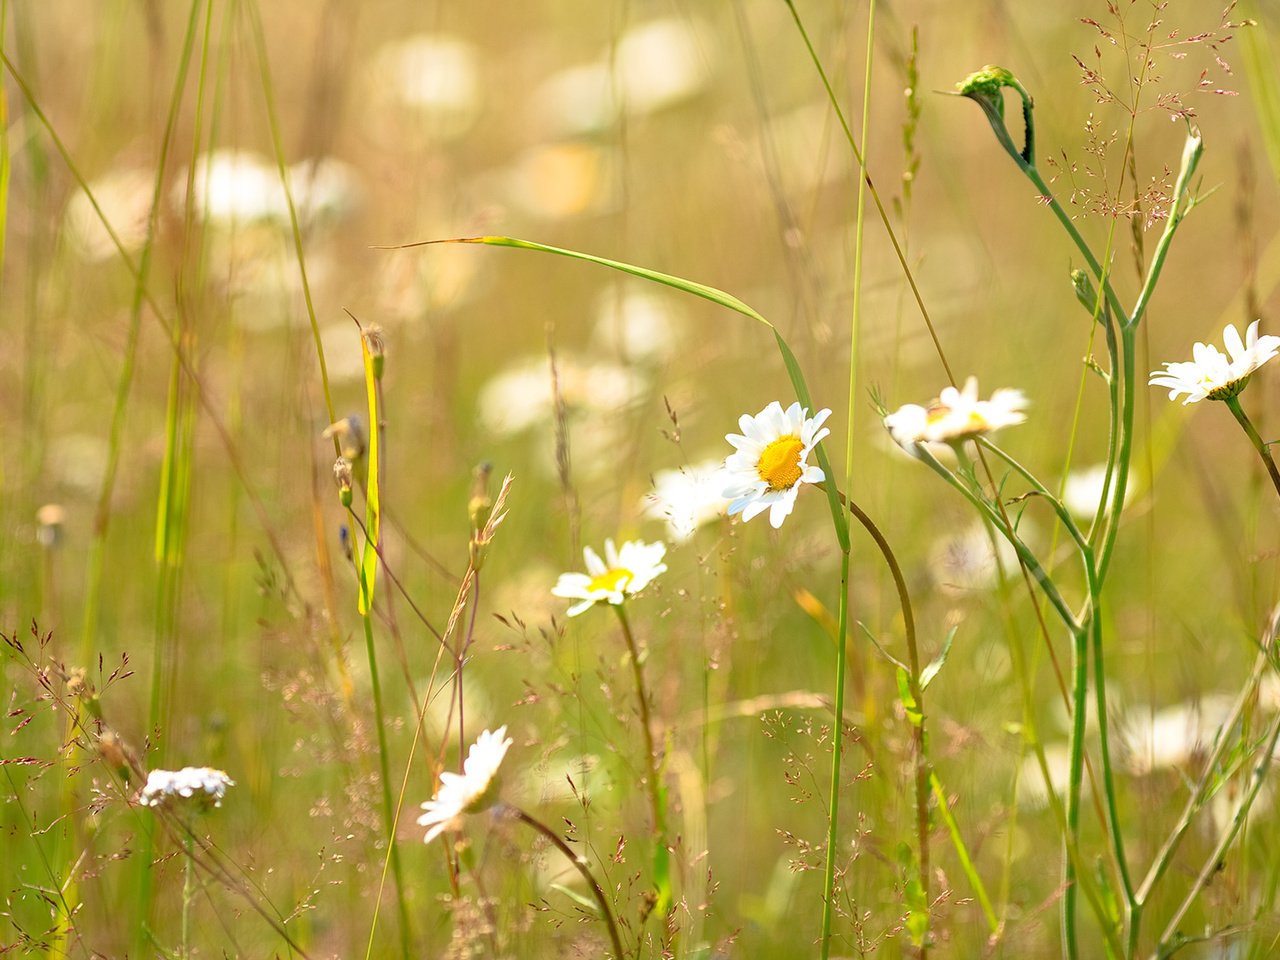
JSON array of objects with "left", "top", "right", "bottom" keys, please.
[{"left": 2, "top": 2, "right": 1279, "bottom": 958}]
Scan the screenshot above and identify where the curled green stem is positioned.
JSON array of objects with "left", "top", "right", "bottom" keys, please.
[{"left": 510, "top": 806, "right": 628, "bottom": 959}]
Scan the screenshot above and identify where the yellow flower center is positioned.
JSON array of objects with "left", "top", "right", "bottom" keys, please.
[
  {"left": 587, "top": 568, "right": 633, "bottom": 594},
  {"left": 756, "top": 435, "right": 805, "bottom": 491}
]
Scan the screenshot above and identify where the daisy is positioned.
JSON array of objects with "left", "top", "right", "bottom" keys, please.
[
  {"left": 722, "top": 401, "right": 831, "bottom": 528},
  {"left": 139, "top": 767, "right": 235, "bottom": 810},
  {"left": 552, "top": 539, "right": 668, "bottom": 617},
  {"left": 418, "top": 726, "right": 513, "bottom": 843},
  {"left": 642, "top": 460, "right": 732, "bottom": 541},
  {"left": 884, "top": 377, "right": 1026, "bottom": 449},
  {"left": 1148, "top": 320, "right": 1280, "bottom": 404}
]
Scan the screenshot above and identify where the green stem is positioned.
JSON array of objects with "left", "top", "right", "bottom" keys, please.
[
  {"left": 1132, "top": 645, "right": 1273, "bottom": 954},
  {"left": 1088, "top": 590, "right": 1135, "bottom": 922},
  {"left": 1155, "top": 698, "right": 1280, "bottom": 956},
  {"left": 1062, "top": 619, "right": 1089, "bottom": 960},
  {"left": 929, "top": 772, "right": 997, "bottom": 934},
  {"left": 819, "top": 547, "right": 852, "bottom": 960},
  {"left": 359, "top": 605, "right": 412, "bottom": 960},
  {"left": 1225, "top": 395, "right": 1280, "bottom": 502},
  {"left": 511, "top": 806, "right": 627, "bottom": 959},
  {"left": 913, "top": 447, "right": 1079, "bottom": 632},
  {"left": 613, "top": 605, "right": 670, "bottom": 915},
  {"left": 823, "top": 487, "right": 929, "bottom": 957},
  {"left": 182, "top": 832, "right": 194, "bottom": 959}
]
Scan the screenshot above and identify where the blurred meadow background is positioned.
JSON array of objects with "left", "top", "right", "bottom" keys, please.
[{"left": 5, "top": 0, "right": 1280, "bottom": 957}]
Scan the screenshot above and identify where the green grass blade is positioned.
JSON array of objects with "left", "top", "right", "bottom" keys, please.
[
  {"left": 358, "top": 336, "right": 380, "bottom": 615},
  {"left": 398, "top": 235, "right": 851, "bottom": 550}
]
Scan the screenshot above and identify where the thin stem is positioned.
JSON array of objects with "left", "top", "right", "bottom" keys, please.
[
  {"left": 359, "top": 606, "right": 412, "bottom": 960},
  {"left": 613, "top": 605, "right": 668, "bottom": 909},
  {"left": 819, "top": 547, "right": 852, "bottom": 960},
  {"left": 510, "top": 806, "right": 627, "bottom": 959},
  {"left": 911, "top": 448, "right": 1080, "bottom": 632},
  {"left": 1132, "top": 644, "right": 1273, "bottom": 953},
  {"left": 1062, "top": 619, "right": 1089, "bottom": 960},
  {"left": 1225, "top": 395, "right": 1280, "bottom": 501},
  {"left": 1088, "top": 590, "right": 1135, "bottom": 919},
  {"left": 820, "top": 485, "right": 928, "bottom": 957},
  {"left": 182, "top": 833, "right": 195, "bottom": 959},
  {"left": 1155, "top": 701, "right": 1280, "bottom": 956},
  {"left": 781, "top": 0, "right": 956, "bottom": 386}
]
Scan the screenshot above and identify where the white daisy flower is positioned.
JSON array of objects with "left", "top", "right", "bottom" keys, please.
[
  {"left": 884, "top": 377, "right": 1026, "bottom": 449},
  {"left": 1149, "top": 320, "right": 1280, "bottom": 404},
  {"left": 642, "top": 460, "right": 732, "bottom": 542},
  {"left": 722, "top": 401, "right": 831, "bottom": 529},
  {"left": 418, "top": 726, "right": 513, "bottom": 844},
  {"left": 139, "top": 767, "right": 235, "bottom": 810},
  {"left": 551, "top": 539, "right": 668, "bottom": 617}
]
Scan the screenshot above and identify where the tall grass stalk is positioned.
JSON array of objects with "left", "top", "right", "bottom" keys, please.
[
  {"left": 351, "top": 332, "right": 412, "bottom": 960},
  {"left": 824, "top": 1, "right": 880, "bottom": 955}
]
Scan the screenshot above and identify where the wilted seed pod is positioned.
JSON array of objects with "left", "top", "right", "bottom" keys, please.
[
  {"left": 362, "top": 325, "right": 386, "bottom": 381},
  {"left": 323, "top": 416, "right": 366, "bottom": 462},
  {"left": 333, "top": 457, "right": 354, "bottom": 508},
  {"left": 36, "top": 504, "right": 66, "bottom": 549}
]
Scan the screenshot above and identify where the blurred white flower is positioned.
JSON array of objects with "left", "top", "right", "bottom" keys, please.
[
  {"left": 140, "top": 767, "right": 235, "bottom": 810},
  {"left": 1019, "top": 743, "right": 1086, "bottom": 811},
  {"left": 477, "top": 355, "right": 647, "bottom": 435},
  {"left": 723, "top": 401, "right": 830, "bottom": 529},
  {"left": 884, "top": 377, "right": 1026, "bottom": 449},
  {"left": 614, "top": 18, "right": 712, "bottom": 115},
  {"left": 65, "top": 165, "right": 155, "bottom": 261},
  {"left": 643, "top": 460, "right": 732, "bottom": 541},
  {"left": 1061, "top": 463, "right": 1133, "bottom": 521},
  {"left": 504, "top": 143, "right": 617, "bottom": 220},
  {"left": 533, "top": 19, "right": 712, "bottom": 137},
  {"left": 178, "top": 150, "right": 360, "bottom": 232},
  {"left": 289, "top": 157, "right": 362, "bottom": 228},
  {"left": 1149, "top": 321, "right": 1280, "bottom": 404},
  {"left": 552, "top": 539, "right": 668, "bottom": 617},
  {"left": 592, "top": 286, "right": 680, "bottom": 362},
  {"left": 418, "top": 726, "right": 512, "bottom": 843},
  {"left": 181, "top": 149, "right": 287, "bottom": 226},
  {"left": 372, "top": 34, "right": 481, "bottom": 140},
  {"left": 1120, "top": 696, "right": 1234, "bottom": 775},
  {"left": 927, "top": 521, "right": 1019, "bottom": 595}
]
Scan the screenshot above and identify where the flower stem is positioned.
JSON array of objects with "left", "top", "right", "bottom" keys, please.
[
  {"left": 510, "top": 806, "right": 627, "bottom": 959},
  {"left": 820, "top": 485, "right": 929, "bottom": 957},
  {"left": 181, "top": 832, "right": 194, "bottom": 959},
  {"left": 613, "top": 605, "right": 670, "bottom": 917},
  {"left": 360, "top": 606, "right": 412, "bottom": 960},
  {"left": 819, "top": 546, "right": 852, "bottom": 960},
  {"left": 1225, "top": 395, "right": 1280, "bottom": 502}
]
